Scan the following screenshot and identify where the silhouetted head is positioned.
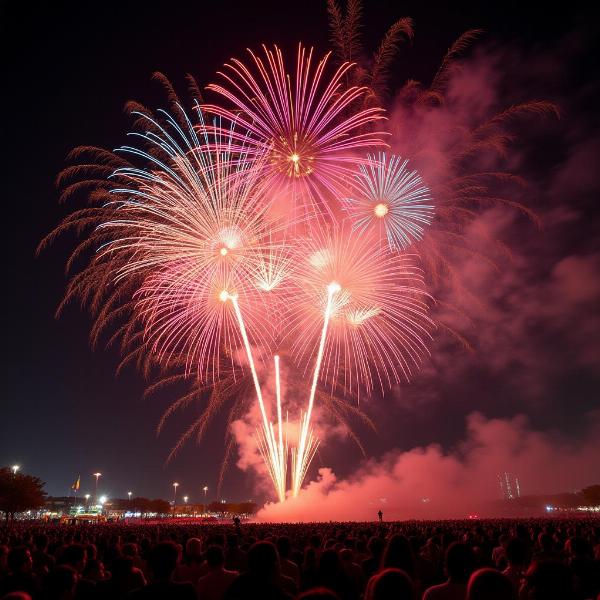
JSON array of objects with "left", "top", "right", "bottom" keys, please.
[
  {"left": 445, "top": 542, "right": 475, "bottom": 583},
  {"left": 467, "top": 568, "right": 516, "bottom": 600},
  {"left": 7, "top": 547, "right": 32, "bottom": 574},
  {"left": 368, "top": 536, "right": 385, "bottom": 559},
  {"left": 247, "top": 541, "right": 280, "bottom": 578},
  {"left": 368, "top": 568, "right": 414, "bottom": 600},
  {"left": 59, "top": 544, "right": 86, "bottom": 573},
  {"left": 523, "top": 560, "right": 574, "bottom": 599},
  {"left": 111, "top": 556, "right": 134, "bottom": 579},
  {"left": 44, "top": 565, "right": 77, "bottom": 599},
  {"left": 318, "top": 549, "right": 342, "bottom": 578},
  {"left": 277, "top": 536, "right": 292, "bottom": 559},
  {"left": 206, "top": 545, "right": 225, "bottom": 569},
  {"left": 298, "top": 588, "right": 341, "bottom": 600},
  {"left": 148, "top": 541, "right": 179, "bottom": 581},
  {"left": 506, "top": 537, "right": 528, "bottom": 567},
  {"left": 381, "top": 534, "right": 416, "bottom": 577},
  {"left": 185, "top": 537, "right": 202, "bottom": 559}
]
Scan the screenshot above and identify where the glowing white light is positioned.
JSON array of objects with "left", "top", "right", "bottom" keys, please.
[
  {"left": 374, "top": 202, "right": 389, "bottom": 217},
  {"left": 219, "top": 290, "right": 229, "bottom": 302}
]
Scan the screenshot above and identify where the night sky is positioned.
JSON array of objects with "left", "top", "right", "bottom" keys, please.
[{"left": 3, "top": 1, "right": 599, "bottom": 506}]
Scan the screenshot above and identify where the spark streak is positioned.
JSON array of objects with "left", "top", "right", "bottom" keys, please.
[
  {"left": 227, "top": 292, "right": 287, "bottom": 502},
  {"left": 292, "top": 281, "right": 339, "bottom": 496}
]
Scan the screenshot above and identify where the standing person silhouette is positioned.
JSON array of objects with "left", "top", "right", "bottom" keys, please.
[{"left": 378, "top": 510, "right": 383, "bottom": 523}]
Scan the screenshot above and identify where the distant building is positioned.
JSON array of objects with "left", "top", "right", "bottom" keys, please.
[{"left": 498, "top": 472, "right": 521, "bottom": 499}]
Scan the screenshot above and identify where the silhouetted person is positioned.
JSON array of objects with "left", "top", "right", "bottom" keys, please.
[
  {"left": 503, "top": 537, "right": 528, "bottom": 590},
  {"left": 301, "top": 547, "right": 319, "bottom": 591},
  {"left": 339, "top": 548, "right": 364, "bottom": 594},
  {"left": 0, "top": 548, "right": 39, "bottom": 599},
  {"left": 520, "top": 560, "right": 574, "bottom": 600},
  {"left": 566, "top": 536, "right": 598, "bottom": 600},
  {"left": 175, "top": 538, "right": 204, "bottom": 585},
  {"left": 423, "top": 542, "right": 475, "bottom": 600},
  {"left": 1, "top": 592, "right": 32, "bottom": 600},
  {"left": 276, "top": 537, "right": 299, "bottom": 588},
  {"left": 128, "top": 541, "right": 196, "bottom": 600},
  {"left": 381, "top": 535, "right": 418, "bottom": 583},
  {"left": 42, "top": 565, "right": 77, "bottom": 600},
  {"left": 466, "top": 568, "right": 516, "bottom": 600},
  {"left": 362, "top": 537, "right": 385, "bottom": 581},
  {"left": 377, "top": 511, "right": 383, "bottom": 523},
  {"left": 315, "top": 549, "right": 357, "bottom": 600},
  {"left": 196, "top": 545, "right": 237, "bottom": 600},
  {"left": 32, "top": 535, "right": 55, "bottom": 578},
  {"left": 365, "top": 568, "right": 414, "bottom": 600},
  {"left": 97, "top": 557, "right": 145, "bottom": 599},
  {"left": 224, "top": 535, "right": 246, "bottom": 574},
  {"left": 225, "top": 541, "right": 294, "bottom": 600},
  {"left": 58, "top": 544, "right": 96, "bottom": 600}
]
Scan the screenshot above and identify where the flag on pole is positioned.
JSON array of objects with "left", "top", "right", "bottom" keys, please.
[{"left": 71, "top": 475, "right": 80, "bottom": 491}]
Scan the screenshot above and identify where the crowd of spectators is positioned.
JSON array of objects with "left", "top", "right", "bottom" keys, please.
[{"left": 0, "top": 518, "right": 599, "bottom": 599}]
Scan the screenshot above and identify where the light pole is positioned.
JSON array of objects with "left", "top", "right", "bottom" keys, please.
[
  {"left": 93, "top": 473, "right": 102, "bottom": 505},
  {"left": 84, "top": 494, "right": 90, "bottom": 509},
  {"left": 203, "top": 486, "right": 208, "bottom": 513},
  {"left": 128, "top": 491, "right": 132, "bottom": 511},
  {"left": 172, "top": 482, "right": 179, "bottom": 515},
  {"left": 11, "top": 465, "right": 20, "bottom": 475}
]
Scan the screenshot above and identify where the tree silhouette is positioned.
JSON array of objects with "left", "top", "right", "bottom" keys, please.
[{"left": 0, "top": 467, "right": 46, "bottom": 522}]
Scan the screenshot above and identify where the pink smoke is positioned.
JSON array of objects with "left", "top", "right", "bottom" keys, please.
[{"left": 257, "top": 411, "right": 600, "bottom": 521}]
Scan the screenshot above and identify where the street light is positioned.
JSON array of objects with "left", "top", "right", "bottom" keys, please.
[
  {"left": 11, "top": 465, "right": 20, "bottom": 474},
  {"left": 183, "top": 495, "right": 188, "bottom": 504},
  {"left": 84, "top": 494, "right": 90, "bottom": 508},
  {"left": 203, "top": 486, "right": 208, "bottom": 513},
  {"left": 172, "top": 482, "right": 179, "bottom": 509},
  {"left": 93, "top": 473, "right": 102, "bottom": 504}
]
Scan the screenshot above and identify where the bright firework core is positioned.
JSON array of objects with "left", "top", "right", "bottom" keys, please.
[{"left": 374, "top": 202, "right": 389, "bottom": 217}]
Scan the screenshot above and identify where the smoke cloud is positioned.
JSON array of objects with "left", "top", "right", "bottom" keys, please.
[{"left": 257, "top": 411, "right": 600, "bottom": 521}]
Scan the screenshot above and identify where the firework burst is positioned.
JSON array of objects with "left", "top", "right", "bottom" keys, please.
[
  {"left": 342, "top": 152, "right": 434, "bottom": 250},
  {"left": 204, "top": 43, "right": 387, "bottom": 218},
  {"left": 284, "top": 223, "right": 433, "bottom": 397}
]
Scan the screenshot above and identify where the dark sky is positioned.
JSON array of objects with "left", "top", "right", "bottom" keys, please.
[{"left": 2, "top": 1, "right": 599, "bottom": 505}]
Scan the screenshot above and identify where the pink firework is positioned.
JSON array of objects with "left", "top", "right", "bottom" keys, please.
[
  {"left": 92, "top": 108, "right": 287, "bottom": 381},
  {"left": 203, "top": 44, "right": 387, "bottom": 219},
  {"left": 284, "top": 223, "right": 433, "bottom": 397}
]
